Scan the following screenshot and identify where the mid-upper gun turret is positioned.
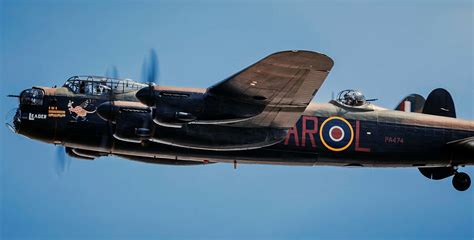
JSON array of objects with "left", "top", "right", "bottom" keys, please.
[{"left": 336, "top": 89, "right": 368, "bottom": 107}]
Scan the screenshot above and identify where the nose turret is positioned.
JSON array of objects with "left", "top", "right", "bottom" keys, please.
[
  {"left": 8, "top": 87, "right": 57, "bottom": 143},
  {"left": 19, "top": 88, "right": 45, "bottom": 106}
]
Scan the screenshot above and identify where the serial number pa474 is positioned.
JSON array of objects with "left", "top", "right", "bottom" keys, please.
[{"left": 385, "top": 136, "right": 404, "bottom": 144}]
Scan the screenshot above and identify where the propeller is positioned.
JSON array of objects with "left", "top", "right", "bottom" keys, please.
[
  {"left": 101, "top": 66, "right": 119, "bottom": 151},
  {"left": 55, "top": 146, "right": 70, "bottom": 176},
  {"left": 140, "top": 49, "right": 159, "bottom": 138},
  {"left": 136, "top": 49, "right": 160, "bottom": 106},
  {"left": 142, "top": 49, "right": 159, "bottom": 85},
  {"left": 105, "top": 65, "right": 119, "bottom": 79},
  {"left": 98, "top": 49, "right": 160, "bottom": 144}
]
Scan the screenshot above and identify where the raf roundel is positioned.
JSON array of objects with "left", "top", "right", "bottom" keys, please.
[
  {"left": 319, "top": 116, "right": 354, "bottom": 152},
  {"left": 328, "top": 126, "right": 344, "bottom": 142}
]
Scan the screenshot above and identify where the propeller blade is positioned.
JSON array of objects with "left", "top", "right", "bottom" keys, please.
[
  {"left": 55, "top": 146, "right": 70, "bottom": 176},
  {"left": 141, "top": 57, "right": 148, "bottom": 83},
  {"left": 141, "top": 49, "right": 159, "bottom": 85},
  {"left": 106, "top": 66, "right": 119, "bottom": 79},
  {"left": 102, "top": 65, "right": 118, "bottom": 149},
  {"left": 148, "top": 49, "right": 158, "bottom": 84},
  {"left": 112, "top": 66, "right": 119, "bottom": 79}
]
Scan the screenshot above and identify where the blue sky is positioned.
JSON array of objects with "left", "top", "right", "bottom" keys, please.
[{"left": 1, "top": 0, "right": 473, "bottom": 239}]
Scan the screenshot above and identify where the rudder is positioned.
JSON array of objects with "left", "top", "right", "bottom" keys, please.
[{"left": 422, "top": 88, "right": 456, "bottom": 118}]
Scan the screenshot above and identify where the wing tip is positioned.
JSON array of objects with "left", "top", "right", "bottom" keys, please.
[{"left": 267, "top": 50, "right": 334, "bottom": 71}]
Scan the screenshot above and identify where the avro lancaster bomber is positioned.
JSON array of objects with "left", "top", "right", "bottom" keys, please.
[{"left": 6, "top": 50, "right": 473, "bottom": 191}]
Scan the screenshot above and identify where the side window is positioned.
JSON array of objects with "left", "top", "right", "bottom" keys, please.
[
  {"left": 65, "top": 81, "right": 80, "bottom": 93},
  {"left": 79, "top": 81, "right": 86, "bottom": 94},
  {"left": 85, "top": 81, "right": 94, "bottom": 95},
  {"left": 96, "top": 84, "right": 110, "bottom": 95},
  {"left": 66, "top": 80, "right": 111, "bottom": 96}
]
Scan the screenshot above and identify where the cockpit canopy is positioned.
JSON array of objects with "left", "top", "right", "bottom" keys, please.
[
  {"left": 63, "top": 76, "right": 147, "bottom": 95},
  {"left": 336, "top": 89, "right": 367, "bottom": 107}
]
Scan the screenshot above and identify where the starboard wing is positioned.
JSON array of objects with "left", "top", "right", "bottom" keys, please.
[{"left": 207, "top": 50, "right": 334, "bottom": 128}]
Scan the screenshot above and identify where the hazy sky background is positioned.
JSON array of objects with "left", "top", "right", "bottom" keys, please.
[{"left": 1, "top": 0, "right": 473, "bottom": 239}]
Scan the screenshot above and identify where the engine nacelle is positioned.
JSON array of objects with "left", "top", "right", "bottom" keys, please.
[
  {"left": 66, "top": 147, "right": 107, "bottom": 160},
  {"left": 115, "top": 154, "right": 213, "bottom": 166},
  {"left": 151, "top": 124, "right": 287, "bottom": 151},
  {"left": 114, "top": 110, "right": 155, "bottom": 143},
  {"left": 136, "top": 87, "right": 264, "bottom": 127},
  {"left": 97, "top": 101, "right": 155, "bottom": 143}
]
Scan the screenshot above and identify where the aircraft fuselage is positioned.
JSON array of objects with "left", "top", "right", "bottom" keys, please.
[{"left": 12, "top": 90, "right": 474, "bottom": 168}]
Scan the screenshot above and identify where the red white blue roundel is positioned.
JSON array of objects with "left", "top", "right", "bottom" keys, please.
[{"left": 319, "top": 116, "right": 354, "bottom": 152}]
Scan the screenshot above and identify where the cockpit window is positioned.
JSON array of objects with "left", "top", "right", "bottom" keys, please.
[
  {"left": 64, "top": 80, "right": 79, "bottom": 93},
  {"left": 336, "top": 89, "right": 367, "bottom": 107},
  {"left": 63, "top": 76, "right": 146, "bottom": 95}
]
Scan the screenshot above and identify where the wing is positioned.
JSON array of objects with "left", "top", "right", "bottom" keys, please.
[{"left": 207, "top": 50, "right": 334, "bottom": 128}]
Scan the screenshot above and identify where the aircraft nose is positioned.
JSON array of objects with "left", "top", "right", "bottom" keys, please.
[{"left": 5, "top": 108, "right": 21, "bottom": 133}]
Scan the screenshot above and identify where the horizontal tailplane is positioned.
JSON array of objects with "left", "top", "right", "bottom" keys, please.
[{"left": 394, "top": 94, "right": 425, "bottom": 113}]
